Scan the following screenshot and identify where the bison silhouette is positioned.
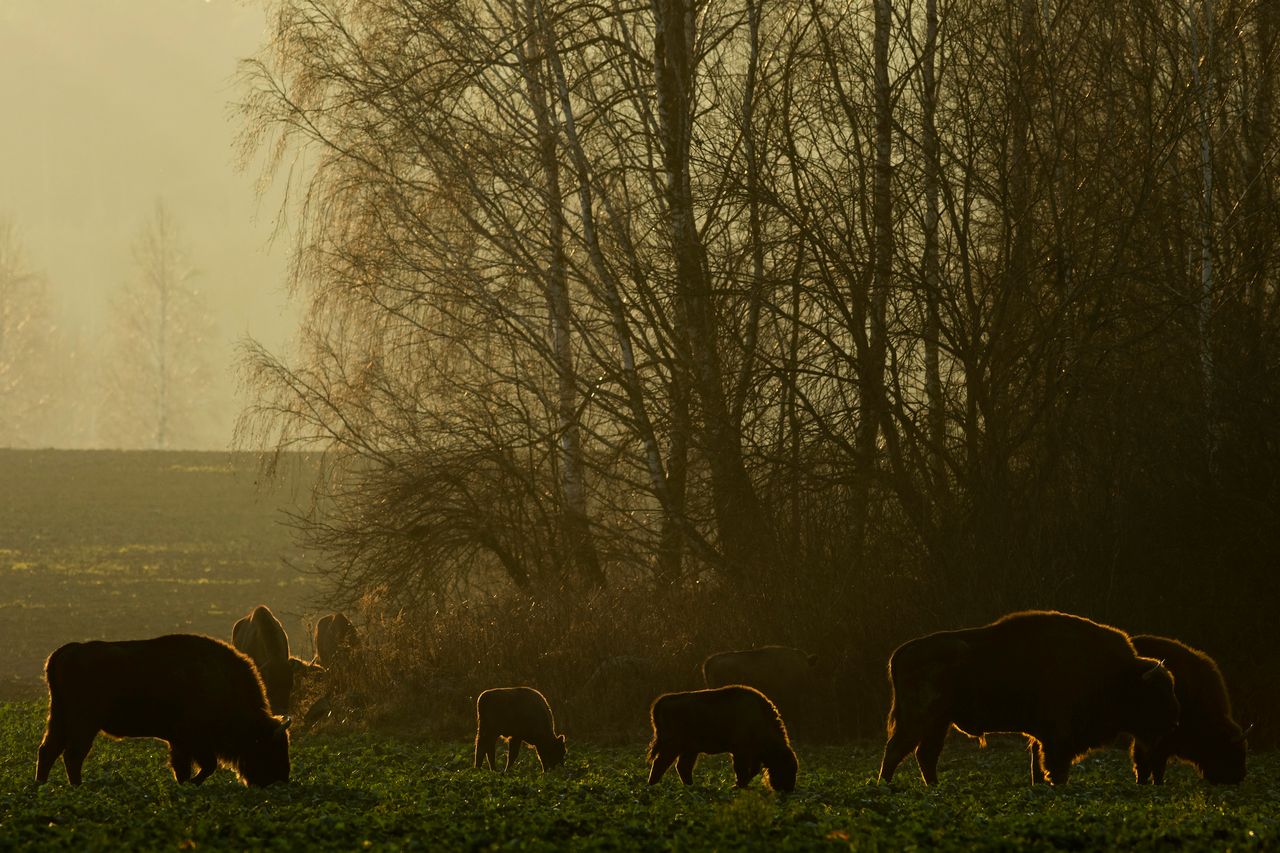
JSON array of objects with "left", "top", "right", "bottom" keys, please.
[
  {"left": 313, "top": 612, "right": 360, "bottom": 671},
  {"left": 232, "top": 605, "right": 295, "bottom": 715},
  {"left": 647, "top": 685, "right": 798, "bottom": 792},
  {"left": 474, "top": 687, "right": 567, "bottom": 772},
  {"left": 878, "top": 610, "right": 1179, "bottom": 786},
  {"left": 1130, "top": 634, "right": 1251, "bottom": 784},
  {"left": 36, "top": 634, "right": 291, "bottom": 786}
]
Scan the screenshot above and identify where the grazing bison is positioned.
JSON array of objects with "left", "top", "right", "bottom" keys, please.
[
  {"left": 474, "top": 687, "right": 567, "bottom": 772},
  {"left": 313, "top": 612, "right": 360, "bottom": 671},
  {"left": 647, "top": 685, "right": 798, "bottom": 792},
  {"left": 36, "top": 634, "right": 290, "bottom": 786},
  {"left": 1129, "top": 634, "right": 1251, "bottom": 784},
  {"left": 702, "top": 645, "right": 817, "bottom": 694},
  {"left": 878, "top": 610, "right": 1179, "bottom": 786},
  {"left": 702, "top": 645, "right": 819, "bottom": 731},
  {"left": 232, "top": 605, "right": 294, "bottom": 714}
]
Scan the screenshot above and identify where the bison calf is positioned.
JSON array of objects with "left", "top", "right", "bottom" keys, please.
[
  {"left": 36, "top": 634, "right": 291, "bottom": 787},
  {"left": 474, "top": 687, "right": 567, "bottom": 772},
  {"left": 647, "top": 685, "right": 798, "bottom": 792},
  {"left": 878, "top": 610, "right": 1179, "bottom": 786},
  {"left": 1130, "top": 634, "right": 1251, "bottom": 784}
]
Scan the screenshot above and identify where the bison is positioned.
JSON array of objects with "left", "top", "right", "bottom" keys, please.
[
  {"left": 474, "top": 687, "right": 567, "bottom": 772},
  {"left": 703, "top": 645, "right": 819, "bottom": 732},
  {"left": 313, "top": 612, "right": 360, "bottom": 670},
  {"left": 1129, "top": 634, "right": 1251, "bottom": 784},
  {"left": 702, "top": 645, "right": 817, "bottom": 695},
  {"left": 35, "top": 634, "right": 291, "bottom": 786},
  {"left": 647, "top": 685, "right": 798, "bottom": 792},
  {"left": 232, "top": 605, "right": 294, "bottom": 715},
  {"left": 878, "top": 610, "right": 1179, "bottom": 786}
]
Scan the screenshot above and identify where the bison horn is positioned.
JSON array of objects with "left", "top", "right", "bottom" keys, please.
[
  {"left": 1232, "top": 723, "right": 1254, "bottom": 744},
  {"left": 277, "top": 716, "right": 292, "bottom": 734},
  {"left": 1141, "top": 659, "right": 1167, "bottom": 680}
]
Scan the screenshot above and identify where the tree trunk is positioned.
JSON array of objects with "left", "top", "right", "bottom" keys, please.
[
  {"left": 922, "top": 0, "right": 944, "bottom": 492},
  {"left": 523, "top": 4, "right": 604, "bottom": 589},
  {"left": 651, "top": 0, "right": 775, "bottom": 579},
  {"left": 1189, "top": 0, "right": 1216, "bottom": 465},
  {"left": 851, "top": 0, "right": 894, "bottom": 558}
]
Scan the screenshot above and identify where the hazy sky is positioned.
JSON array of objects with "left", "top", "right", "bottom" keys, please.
[{"left": 0, "top": 0, "right": 298, "bottom": 379}]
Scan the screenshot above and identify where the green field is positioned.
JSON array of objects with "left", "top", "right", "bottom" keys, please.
[
  {"left": 2, "top": 701, "right": 1277, "bottom": 851},
  {"left": 0, "top": 449, "right": 320, "bottom": 699},
  {"left": 3, "top": 450, "right": 1278, "bottom": 850}
]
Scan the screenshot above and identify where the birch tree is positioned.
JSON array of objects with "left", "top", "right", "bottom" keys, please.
[
  {"left": 99, "top": 202, "right": 218, "bottom": 450},
  {"left": 0, "top": 219, "right": 62, "bottom": 447}
]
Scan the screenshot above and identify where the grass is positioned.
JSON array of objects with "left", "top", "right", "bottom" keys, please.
[
  {"left": 2, "top": 701, "right": 1277, "bottom": 851},
  {"left": 0, "top": 449, "right": 319, "bottom": 699},
  {"left": 3, "top": 449, "right": 1277, "bottom": 849}
]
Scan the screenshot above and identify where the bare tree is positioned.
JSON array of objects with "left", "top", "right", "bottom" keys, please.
[
  {"left": 99, "top": 201, "right": 219, "bottom": 450},
  {"left": 234, "top": 0, "right": 1280, "bottom": 704},
  {"left": 0, "top": 218, "right": 63, "bottom": 447}
]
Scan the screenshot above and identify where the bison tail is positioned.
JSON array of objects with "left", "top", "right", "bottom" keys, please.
[
  {"left": 647, "top": 697, "right": 669, "bottom": 762},
  {"left": 43, "top": 644, "right": 75, "bottom": 692}
]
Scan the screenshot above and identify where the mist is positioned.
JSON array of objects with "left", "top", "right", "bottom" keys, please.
[{"left": 0, "top": 0, "right": 298, "bottom": 449}]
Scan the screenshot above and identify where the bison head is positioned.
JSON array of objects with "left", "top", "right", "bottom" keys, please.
[
  {"left": 1124, "top": 658, "right": 1180, "bottom": 746},
  {"left": 540, "top": 734, "right": 567, "bottom": 770},
  {"left": 1194, "top": 722, "right": 1251, "bottom": 784},
  {"left": 236, "top": 716, "right": 292, "bottom": 786},
  {"left": 763, "top": 747, "right": 799, "bottom": 793}
]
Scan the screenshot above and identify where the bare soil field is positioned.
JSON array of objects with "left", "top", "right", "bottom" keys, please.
[{"left": 0, "top": 449, "right": 322, "bottom": 699}]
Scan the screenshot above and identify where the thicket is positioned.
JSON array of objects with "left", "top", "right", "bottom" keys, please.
[{"left": 237, "top": 0, "right": 1280, "bottom": 742}]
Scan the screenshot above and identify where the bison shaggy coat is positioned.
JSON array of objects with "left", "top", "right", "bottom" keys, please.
[
  {"left": 474, "top": 687, "right": 567, "bottom": 772},
  {"left": 878, "top": 610, "right": 1179, "bottom": 786},
  {"left": 647, "top": 685, "right": 798, "bottom": 792},
  {"left": 36, "top": 634, "right": 291, "bottom": 786},
  {"left": 313, "top": 612, "right": 360, "bottom": 671},
  {"left": 232, "top": 605, "right": 294, "bottom": 715},
  {"left": 1130, "top": 634, "right": 1250, "bottom": 784},
  {"left": 702, "top": 645, "right": 817, "bottom": 696}
]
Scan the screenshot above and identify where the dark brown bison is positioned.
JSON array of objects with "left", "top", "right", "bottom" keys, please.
[
  {"left": 313, "top": 612, "right": 360, "bottom": 670},
  {"left": 474, "top": 687, "right": 567, "bottom": 772},
  {"left": 702, "top": 645, "right": 820, "bottom": 733},
  {"left": 232, "top": 605, "right": 293, "bottom": 714},
  {"left": 647, "top": 685, "right": 798, "bottom": 792},
  {"left": 1129, "top": 634, "right": 1251, "bottom": 784},
  {"left": 35, "top": 634, "right": 291, "bottom": 786},
  {"left": 878, "top": 610, "right": 1179, "bottom": 786},
  {"left": 702, "top": 645, "right": 818, "bottom": 696}
]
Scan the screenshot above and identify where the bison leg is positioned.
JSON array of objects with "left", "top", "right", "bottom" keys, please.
[
  {"left": 169, "top": 743, "right": 195, "bottom": 784},
  {"left": 61, "top": 730, "right": 97, "bottom": 786},
  {"left": 474, "top": 728, "right": 498, "bottom": 771},
  {"left": 36, "top": 716, "right": 69, "bottom": 783},
  {"left": 1029, "top": 740, "right": 1047, "bottom": 785},
  {"left": 675, "top": 753, "right": 697, "bottom": 785},
  {"left": 648, "top": 749, "right": 678, "bottom": 785},
  {"left": 914, "top": 724, "right": 949, "bottom": 787},
  {"left": 192, "top": 749, "right": 219, "bottom": 784},
  {"left": 505, "top": 739, "right": 523, "bottom": 772},
  {"left": 1146, "top": 752, "right": 1169, "bottom": 785},
  {"left": 877, "top": 720, "right": 922, "bottom": 784},
  {"left": 1131, "top": 740, "right": 1170, "bottom": 784},
  {"left": 1040, "top": 744, "right": 1073, "bottom": 786},
  {"left": 732, "top": 752, "right": 761, "bottom": 788}
]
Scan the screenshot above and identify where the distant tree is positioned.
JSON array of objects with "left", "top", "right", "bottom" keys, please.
[
  {"left": 0, "top": 217, "right": 63, "bottom": 448},
  {"left": 98, "top": 201, "right": 220, "bottom": 450}
]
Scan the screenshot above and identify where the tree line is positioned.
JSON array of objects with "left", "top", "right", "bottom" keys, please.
[
  {"left": 0, "top": 202, "right": 224, "bottom": 450},
  {"left": 237, "top": 0, "right": 1278, "bottom": 730}
]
